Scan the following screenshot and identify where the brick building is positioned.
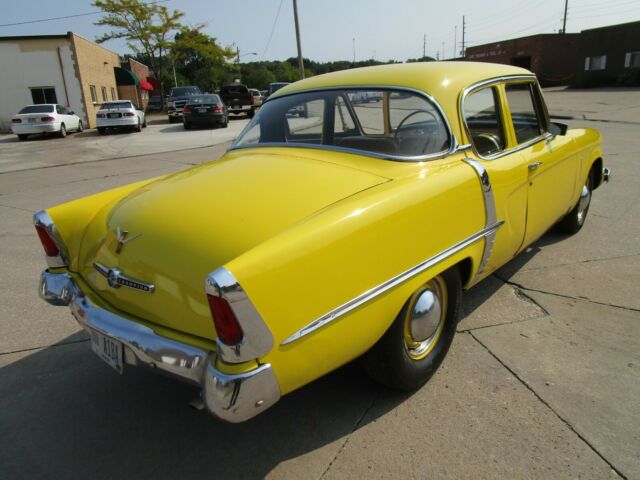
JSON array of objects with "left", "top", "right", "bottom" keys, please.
[
  {"left": 576, "top": 21, "right": 640, "bottom": 87},
  {"left": 465, "top": 34, "right": 580, "bottom": 86},
  {"left": 115, "top": 58, "right": 154, "bottom": 110},
  {"left": 0, "top": 32, "right": 120, "bottom": 131}
]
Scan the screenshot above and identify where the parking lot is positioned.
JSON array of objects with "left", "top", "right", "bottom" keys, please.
[{"left": 0, "top": 89, "right": 639, "bottom": 479}]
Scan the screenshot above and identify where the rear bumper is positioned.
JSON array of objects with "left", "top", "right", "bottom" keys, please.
[
  {"left": 39, "top": 269, "right": 280, "bottom": 422},
  {"left": 96, "top": 117, "right": 138, "bottom": 128},
  {"left": 183, "top": 113, "right": 225, "bottom": 123},
  {"left": 12, "top": 123, "right": 60, "bottom": 134}
]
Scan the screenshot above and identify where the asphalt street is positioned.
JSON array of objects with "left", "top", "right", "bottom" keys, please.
[{"left": 0, "top": 89, "right": 638, "bottom": 479}]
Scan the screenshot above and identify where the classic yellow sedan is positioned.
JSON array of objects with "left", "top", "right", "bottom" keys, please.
[{"left": 36, "top": 62, "right": 609, "bottom": 422}]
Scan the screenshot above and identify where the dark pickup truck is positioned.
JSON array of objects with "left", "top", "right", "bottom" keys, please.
[
  {"left": 219, "top": 84, "right": 255, "bottom": 118},
  {"left": 167, "top": 86, "right": 202, "bottom": 123}
]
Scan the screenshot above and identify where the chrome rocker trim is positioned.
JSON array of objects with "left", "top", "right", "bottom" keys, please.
[
  {"left": 281, "top": 222, "right": 504, "bottom": 345},
  {"left": 205, "top": 268, "right": 275, "bottom": 364},
  {"left": 33, "top": 210, "right": 70, "bottom": 268},
  {"left": 39, "top": 270, "right": 280, "bottom": 423}
]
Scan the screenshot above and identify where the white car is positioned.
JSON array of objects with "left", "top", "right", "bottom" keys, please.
[
  {"left": 249, "top": 88, "right": 263, "bottom": 107},
  {"left": 11, "top": 104, "right": 83, "bottom": 141},
  {"left": 96, "top": 101, "right": 146, "bottom": 134}
]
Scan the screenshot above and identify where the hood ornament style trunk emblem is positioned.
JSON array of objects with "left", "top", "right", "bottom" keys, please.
[
  {"left": 115, "top": 226, "right": 141, "bottom": 254},
  {"left": 94, "top": 263, "right": 155, "bottom": 293}
]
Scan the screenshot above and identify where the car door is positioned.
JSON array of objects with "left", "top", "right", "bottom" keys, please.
[
  {"left": 56, "top": 105, "right": 76, "bottom": 129},
  {"left": 503, "top": 81, "right": 578, "bottom": 247},
  {"left": 461, "top": 83, "right": 530, "bottom": 275}
]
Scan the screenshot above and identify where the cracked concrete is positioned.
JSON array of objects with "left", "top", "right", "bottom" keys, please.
[{"left": 0, "top": 88, "right": 638, "bottom": 479}]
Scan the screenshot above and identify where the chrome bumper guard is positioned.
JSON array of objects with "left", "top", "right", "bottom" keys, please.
[{"left": 39, "top": 270, "right": 280, "bottom": 423}]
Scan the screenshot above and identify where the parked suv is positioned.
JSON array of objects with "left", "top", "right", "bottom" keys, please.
[{"left": 167, "top": 86, "right": 202, "bottom": 123}]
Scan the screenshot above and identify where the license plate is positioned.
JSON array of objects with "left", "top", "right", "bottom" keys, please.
[
  {"left": 29, "top": 118, "right": 36, "bottom": 123},
  {"left": 197, "top": 108, "right": 208, "bottom": 113},
  {"left": 108, "top": 113, "right": 120, "bottom": 118},
  {"left": 90, "top": 330, "right": 123, "bottom": 374}
]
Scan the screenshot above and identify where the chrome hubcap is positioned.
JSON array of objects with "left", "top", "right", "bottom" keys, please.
[
  {"left": 404, "top": 277, "right": 447, "bottom": 360},
  {"left": 577, "top": 182, "right": 591, "bottom": 225}
]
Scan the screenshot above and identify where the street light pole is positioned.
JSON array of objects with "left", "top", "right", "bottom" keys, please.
[{"left": 293, "top": 0, "right": 305, "bottom": 79}]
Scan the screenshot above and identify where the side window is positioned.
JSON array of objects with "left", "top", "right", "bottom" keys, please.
[
  {"left": 349, "top": 91, "right": 384, "bottom": 134},
  {"left": 56, "top": 105, "right": 67, "bottom": 114},
  {"left": 334, "top": 95, "right": 356, "bottom": 134},
  {"left": 505, "top": 83, "right": 543, "bottom": 144},
  {"left": 464, "top": 87, "right": 506, "bottom": 156},
  {"left": 284, "top": 99, "right": 324, "bottom": 144}
]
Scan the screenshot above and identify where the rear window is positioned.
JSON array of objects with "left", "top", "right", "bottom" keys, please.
[
  {"left": 233, "top": 88, "right": 451, "bottom": 160},
  {"left": 18, "top": 105, "right": 54, "bottom": 114},
  {"left": 100, "top": 102, "right": 133, "bottom": 110},
  {"left": 221, "top": 85, "right": 249, "bottom": 94},
  {"left": 170, "top": 87, "right": 200, "bottom": 97},
  {"left": 188, "top": 95, "right": 220, "bottom": 104}
]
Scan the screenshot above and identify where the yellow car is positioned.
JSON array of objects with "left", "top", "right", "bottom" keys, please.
[{"left": 36, "top": 62, "right": 609, "bottom": 422}]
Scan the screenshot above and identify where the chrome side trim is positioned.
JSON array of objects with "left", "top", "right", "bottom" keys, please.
[
  {"left": 33, "top": 210, "right": 69, "bottom": 268},
  {"left": 281, "top": 222, "right": 504, "bottom": 346},
  {"left": 232, "top": 85, "right": 459, "bottom": 163},
  {"left": 39, "top": 269, "right": 281, "bottom": 423},
  {"left": 462, "top": 158, "right": 499, "bottom": 277},
  {"left": 205, "top": 267, "right": 275, "bottom": 364}
]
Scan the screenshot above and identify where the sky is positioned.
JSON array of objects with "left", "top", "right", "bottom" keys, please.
[{"left": 1, "top": 0, "right": 639, "bottom": 62}]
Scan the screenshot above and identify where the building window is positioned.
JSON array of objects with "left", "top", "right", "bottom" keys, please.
[
  {"left": 90, "top": 85, "right": 97, "bottom": 103},
  {"left": 584, "top": 55, "right": 607, "bottom": 71},
  {"left": 101, "top": 86, "right": 108, "bottom": 102},
  {"left": 625, "top": 52, "right": 640, "bottom": 68},
  {"left": 111, "top": 87, "right": 117, "bottom": 100},
  {"left": 30, "top": 87, "right": 57, "bottom": 104}
]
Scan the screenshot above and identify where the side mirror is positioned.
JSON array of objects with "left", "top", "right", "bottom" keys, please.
[
  {"left": 69, "top": 111, "right": 75, "bottom": 115},
  {"left": 549, "top": 122, "right": 568, "bottom": 136}
]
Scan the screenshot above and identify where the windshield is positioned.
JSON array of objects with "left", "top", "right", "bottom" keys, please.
[
  {"left": 232, "top": 88, "right": 451, "bottom": 160},
  {"left": 19, "top": 105, "right": 54, "bottom": 114},
  {"left": 187, "top": 95, "right": 220, "bottom": 104},
  {"left": 100, "top": 102, "right": 133, "bottom": 110},
  {"left": 170, "top": 87, "right": 200, "bottom": 97}
]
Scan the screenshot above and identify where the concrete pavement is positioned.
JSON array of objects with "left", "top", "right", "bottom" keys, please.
[{"left": 0, "top": 89, "right": 638, "bottom": 479}]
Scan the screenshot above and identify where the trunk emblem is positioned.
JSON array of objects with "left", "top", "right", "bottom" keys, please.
[
  {"left": 115, "top": 226, "right": 141, "bottom": 254},
  {"left": 94, "top": 263, "right": 155, "bottom": 293}
]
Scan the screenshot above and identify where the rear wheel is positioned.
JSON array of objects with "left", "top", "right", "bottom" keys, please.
[
  {"left": 222, "top": 115, "right": 229, "bottom": 128},
  {"left": 97, "top": 127, "right": 106, "bottom": 135},
  {"left": 17, "top": 134, "right": 28, "bottom": 141},
  {"left": 59, "top": 123, "right": 67, "bottom": 138},
  {"left": 362, "top": 268, "right": 461, "bottom": 391},
  {"left": 183, "top": 122, "right": 191, "bottom": 130},
  {"left": 557, "top": 169, "right": 593, "bottom": 234},
  {"left": 142, "top": 116, "right": 147, "bottom": 128},
  {"left": 135, "top": 119, "right": 142, "bottom": 132}
]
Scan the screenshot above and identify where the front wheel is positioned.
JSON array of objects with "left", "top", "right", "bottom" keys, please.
[
  {"left": 557, "top": 170, "right": 593, "bottom": 234},
  {"left": 362, "top": 267, "right": 461, "bottom": 391},
  {"left": 17, "top": 134, "right": 29, "bottom": 141}
]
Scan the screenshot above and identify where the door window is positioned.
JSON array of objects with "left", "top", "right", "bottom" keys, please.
[
  {"left": 505, "top": 83, "right": 543, "bottom": 144},
  {"left": 463, "top": 87, "right": 506, "bottom": 157},
  {"left": 56, "top": 105, "right": 68, "bottom": 114},
  {"left": 284, "top": 99, "right": 325, "bottom": 144}
]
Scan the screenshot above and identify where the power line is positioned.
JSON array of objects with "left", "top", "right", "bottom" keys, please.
[
  {"left": 0, "top": 0, "right": 171, "bottom": 28},
  {"left": 262, "top": 0, "right": 284, "bottom": 59}
]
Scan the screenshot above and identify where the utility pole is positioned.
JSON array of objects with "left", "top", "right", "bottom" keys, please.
[
  {"left": 461, "top": 15, "right": 466, "bottom": 57},
  {"left": 454, "top": 26, "right": 457, "bottom": 58},
  {"left": 423, "top": 34, "right": 426, "bottom": 58},
  {"left": 562, "top": 0, "right": 568, "bottom": 33},
  {"left": 293, "top": 0, "right": 305, "bottom": 79},
  {"left": 352, "top": 38, "right": 356, "bottom": 63}
]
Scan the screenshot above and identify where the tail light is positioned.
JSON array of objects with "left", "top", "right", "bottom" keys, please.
[
  {"left": 214, "top": 105, "right": 223, "bottom": 113},
  {"left": 248, "top": 95, "right": 254, "bottom": 104},
  {"left": 41, "top": 116, "right": 55, "bottom": 122},
  {"left": 35, "top": 225, "right": 60, "bottom": 257},
  {"left": 97, "top": 113, "right": 105, "bottom": 118},
  {"left": 123, "top": 112, "right": 135, "bottom": 117},
  {"left": 183, "top": 105, "right": 191, "bottom": 113},
  {"left": 207, "top": 294, "right": 244, "bottom": 345},
  {"left": 12, "top": 118, "right": 22, "bottom": 123}
]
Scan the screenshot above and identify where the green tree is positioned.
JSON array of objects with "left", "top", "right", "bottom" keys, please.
[
  {"left": 172, "top": 28, "right": 235, "bottom": 91},
  {"left": 93, "top": 0, "right": 184, "bottom": 96}
]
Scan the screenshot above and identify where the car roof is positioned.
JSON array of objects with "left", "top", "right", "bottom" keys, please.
[{"left": 271, "top": 61, "right": 534, "bottom": 141}]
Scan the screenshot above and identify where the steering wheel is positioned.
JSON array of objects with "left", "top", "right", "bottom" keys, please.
[
  {"left": 475, "top": 133, "right": 502, "bottom": 155},
  {"left": 394, "top": 109, "right": 438, "bottom": 154}
]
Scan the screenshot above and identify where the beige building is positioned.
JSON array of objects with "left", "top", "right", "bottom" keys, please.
[{"left": 0, "top": 32, "right": 121, "bottom": 130}]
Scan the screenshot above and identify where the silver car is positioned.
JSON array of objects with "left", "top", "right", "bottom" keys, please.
[{"left": 96, "top": 101, "right": 146, "bottom": 134}]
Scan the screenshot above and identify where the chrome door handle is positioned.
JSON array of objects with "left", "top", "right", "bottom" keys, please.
[{"left": 528, "top": 161, "right": 543, "bottom": 170}]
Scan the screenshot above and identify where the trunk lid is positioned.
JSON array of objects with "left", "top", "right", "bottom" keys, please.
[{"left": 78, "top": 150, "right": 389, "bottom": 340}]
